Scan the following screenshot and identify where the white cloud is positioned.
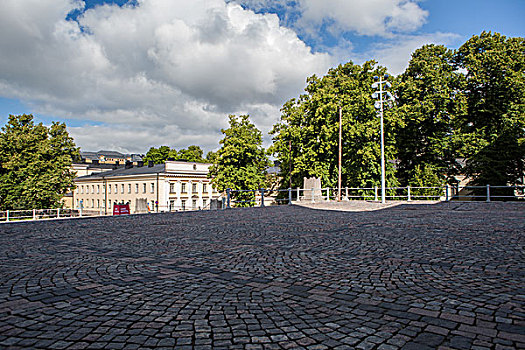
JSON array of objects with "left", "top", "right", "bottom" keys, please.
[
  {"left": 0, "top": 0, "right": 332, "bottom": 153},
  {"left": 364, "top": 32, "right": 461, "bottom": 75},
  {"left": 232, "top": 0, "right": 429, "bottom": 37}
]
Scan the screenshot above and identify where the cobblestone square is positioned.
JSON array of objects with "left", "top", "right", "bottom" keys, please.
[{"left": 0, "top": 202, "right": 524, "bottom": 349}]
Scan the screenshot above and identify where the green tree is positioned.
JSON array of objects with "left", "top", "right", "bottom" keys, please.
[
  {"left": 0, "top": 114, "right": 79, "bottom": 210},
  {"left": 177, "top": 145, "right": 205, "bottom": 162},
  {"left": 455, "top": 32, "right": 525, "bottom": 196},
  {"left": 209, "top": 115, "right": 270, "bottom": 207},
  {"left": 205, "top": 150, "right": 217, "bottom": 163},
  {"left": 143, "top": 145, "right": 171, "bottom": 164},
  {"left": 395, "top": 44, "right": 466, "bottom": 187},
  {"left": 270, "top": 60, "right": 400, "bottom": 190}
]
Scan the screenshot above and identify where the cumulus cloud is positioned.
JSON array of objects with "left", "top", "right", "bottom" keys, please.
[
  {"left": 0, "top": 0, "right": 332, "bottom": 153},
  {"left": 232, "top": 0, "right": 429, "bottom": 37},
  {"left": 365, "top": 32, "right": 461, "bottom": 75}
]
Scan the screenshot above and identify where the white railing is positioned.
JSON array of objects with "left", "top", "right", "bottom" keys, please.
[
  {"left": 0, "top": 208, "right": 86, "bottom": 223},
  {"left": 223, "top": 184, "right": 525, "bottom": 208}
]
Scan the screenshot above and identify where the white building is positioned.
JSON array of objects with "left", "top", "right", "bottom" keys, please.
[{"left": 73, "top": 161, "right": 221, "bottom": 214}]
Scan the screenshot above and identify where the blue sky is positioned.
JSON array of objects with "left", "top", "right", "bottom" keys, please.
[{"left": 0, "top": 0, "right": 523, "bottom": 153}]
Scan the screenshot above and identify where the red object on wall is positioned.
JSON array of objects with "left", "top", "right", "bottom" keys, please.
[{"left": 113, "top": 204, "right": 130, "bottom": 215}]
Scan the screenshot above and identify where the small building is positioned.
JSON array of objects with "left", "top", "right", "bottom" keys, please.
[
  {"left": 80, "top": 150, "right": 144, "bottom": 165},
  {"left": 73, "top": 161, "right": 221, "bottom": 214}
]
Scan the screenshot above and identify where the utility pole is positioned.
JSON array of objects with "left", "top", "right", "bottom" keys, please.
[
  {"left": 338, "top": 105, "right": 342, "bottom": 201},
  {"left": 289, "top": 139, "right": 292, "bottom": 190},
  {"left": 372, "top": 74, "right": 394, "bottom": 204}
]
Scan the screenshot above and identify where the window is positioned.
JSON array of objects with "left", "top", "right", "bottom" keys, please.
[
  {"left": 150, "top": 183, "right": 154, "bottom": 193},
  {"left": 80, "top": 186, "right": 84, "bottom": 194},
  {"left": 181, "top": 199, "right": 186, "bottom": 211},
  {"left": 203, "top": 183, "right": 207, "bottom": 193},
  {"left": 92, "top": 185, "right": 95, "bottom": 193},
  {"left": 108, "top": 185, "right": 111, "bottom": 194},
  {"left": 121, "top": 184, "right": 125, "bottom": 193},
  {"left": 192, "top": 199, "right": 197, "bottom": 209},
  {"left": 135, "top": 184, "right": 139, "bottom": 194},
  {"left": 97, "top": 185, "right": 100, "bottom": 194},
  {"left": 91, "top": 199, "right": 94, "bottom": 207},
  {"left": 170, "top": 183, "right": 175, "bottom": 193},
  {"left": 192, "top": 183, "right": 197, "bottom": 193},
  {"left": 115, "top": 184, "right": 118, "bottom": 194},
  {"left": 97, "top": 199, "right": 100, "bottom": 208},
  {"left": 169, "top": 200, "right": 175, "bottom": 211},
  {"left": 86, "top": 186, "right": 89, "bottom": 194},
  {"left": 143, "top": 183, "right": 146, "bottom": 193},
  {"left": 181, "top": 183, "right": 187, "bottom": 193},
  {"left": 128, "top": 184, "right": 131, "bottom": 194}
]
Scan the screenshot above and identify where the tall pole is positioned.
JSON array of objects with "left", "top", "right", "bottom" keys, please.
[
  {"left": 289, "top": 139, "right": 292, "bottom": 190},
  {"left": 379, "top": 78, "right": 386, "bottom": 204},
  {"left": 338, "top": 105, "right": 342, "bottom": 201}
]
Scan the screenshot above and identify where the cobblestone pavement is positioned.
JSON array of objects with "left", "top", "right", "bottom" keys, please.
[{"left": 0, "top": 203, "right": 524, "bottom": 350}]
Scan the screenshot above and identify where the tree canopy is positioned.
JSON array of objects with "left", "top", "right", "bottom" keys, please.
[
  {"left": 270, "top": 60, "right": 400, "bottom": 189},
  {"left": 143, "top": 145, "right": 207, "bottom": 164},
  {"left": 0, "top": 114, "right": 79, "bottom": 210},
  {"left": 395, "top": 44, "right": 466, "bottom": 187},
  {"left": 209, "top": 115, "right": 269, "bottom": 206},
  {"left": 270, "top": 32, "right": 524, "bottom": 196},
  {"left": 454, "top": 32, "right": 525, "bottom": 189}
]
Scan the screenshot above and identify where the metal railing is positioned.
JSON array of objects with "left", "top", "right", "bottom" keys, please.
[
  {"left": 223, "top": 184, "right": 525, "bottom": 208},
  {"left": 0, "top": 208, "right": 85, "bottom": 223}
]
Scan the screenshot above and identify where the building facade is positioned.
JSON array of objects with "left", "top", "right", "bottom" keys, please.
[
  {"left": 80, "top": 150, "right": 143, "bottom": 165},
  {"left": 73, "top": 161, "right": 221, "bottom": 214}
]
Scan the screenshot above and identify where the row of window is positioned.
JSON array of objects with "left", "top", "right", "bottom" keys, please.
[
  {"left": 169, "top": 199, "right": 207, "bottom": 210},
  {"left": 77, "top": 199, "right": 153, "bottom": 209},
  {"left": 79, "top": 183, "right": 155, "bottom": 195},
  {"left": 79, "top": 181, "right": 212, "bottom": 195},
  {"left": 77, "top": 198, "right": 207, "bottom": 210},
  {"left": 169, "top": 182, "right": 210, "bottom": 193}
]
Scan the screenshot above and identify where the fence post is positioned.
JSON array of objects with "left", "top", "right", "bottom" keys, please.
[
  {"left": 374, "top": 186, "right": 378, "bottom": 202},
  {"left": 345, "top": 187, "right": 348, "bottom": 200},
  {"left": 226, "top": 188, "right": 231, "bottom": 208},
  {"left": 33, "top": 209, "right": 36, "bottom": 220},
  {"left": 297, "top": 187, "right": 300, "bottom": 202},
  {"left": 288, "top": 188, "right": 292, "bottom": 205},
  {"left": 57, "top": 208, "right": 60, "bottom": 219},
  {"left": 486, "top": 184, "right": 491, "bottom": 202},
  {"left": 311, "top": 188, "right": 315, "bottom": 203},
  {"left": 6, "top": 210, "right": 9, "bottom": 222},
  {"left": 260, "top": 189, "right": 265, "bottom": 207},
  {"left": 445, "top": 185, "right": 449, "bottom": 202},
  {"left": 326, "top": 188, "right": 330, "bottom": 202},
  {"left": 407, "top": 186, "right": 411, "bottom": 201}
]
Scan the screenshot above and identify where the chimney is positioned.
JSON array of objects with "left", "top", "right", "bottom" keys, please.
[
  {"left": 125, "top": 161, "right": 133, "bottom": 169},
  {"left": 148, "top": 160, "right": 154, "bottom": 167},
  {"left": 137, "top": 161, "right": 144, "bottom": 167}
]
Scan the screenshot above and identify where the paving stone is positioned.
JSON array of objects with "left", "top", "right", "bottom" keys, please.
[{"left": 0, "top": 203, "right": 522, "bottom": 349}]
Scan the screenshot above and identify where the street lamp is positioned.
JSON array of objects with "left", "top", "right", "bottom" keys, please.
[{"left": 372, "top": 74, "right": 394, "bottom": 204}]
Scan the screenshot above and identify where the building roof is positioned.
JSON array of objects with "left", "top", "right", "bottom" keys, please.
[
  {"left": 75, "top": 161, "right": 212, "bottom": 181},
  {"left": 76, "top": 164, "right": 165, "bottom": 180},
  {"left": 80, "top": 150, "right": 144, "bottom": 161}
]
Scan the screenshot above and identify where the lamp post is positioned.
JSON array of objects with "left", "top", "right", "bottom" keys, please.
[{"left": 372, "top": 74, "right": 394, "bottom": 204}]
